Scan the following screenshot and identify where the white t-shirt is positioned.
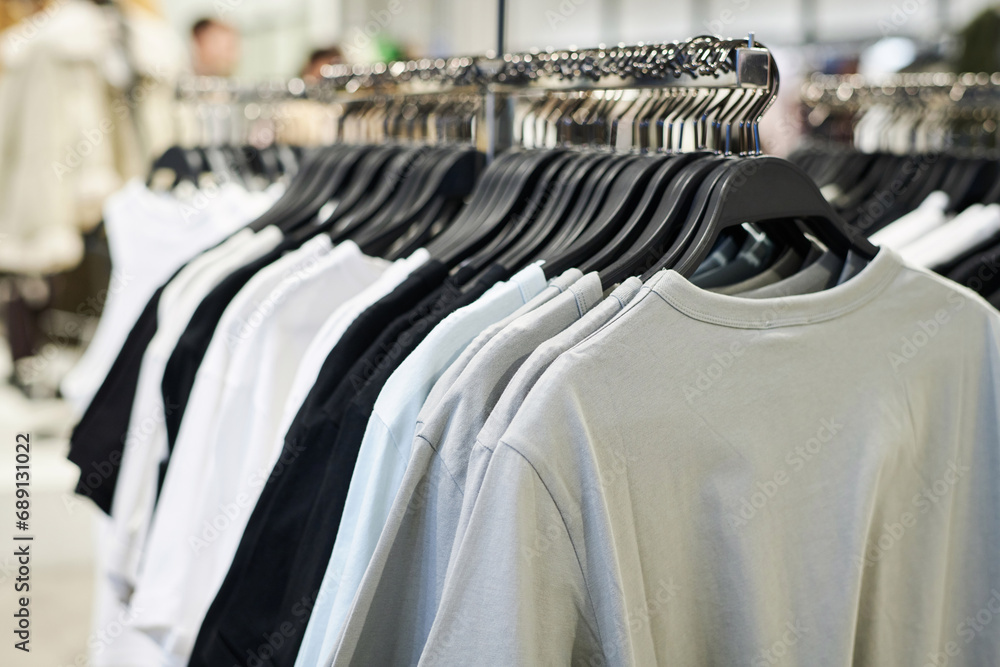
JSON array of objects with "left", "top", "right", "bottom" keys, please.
[
  {"left": 899, "top": 203, "right": 1000, "bottom": 268},
  {"left": 60, "top": 180, "right": 277, "bottom": 413},
  {"left": 269, "top": 249, "right": 431, "bottom": 447},
  {"left": 102, "top": 227, "right": 283, "bottom": 604},
  {"left": 93, "top": 225, "right": 283, "bottom": 666},
  {"left": 128, "top": 237, "right": 390, "bottom": 665},
  {"left": 868, "top": 190, "right": 949, "bottom": 250}
]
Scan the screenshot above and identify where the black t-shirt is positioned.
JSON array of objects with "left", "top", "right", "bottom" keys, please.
[
  {"left": 155, "top": 235, "right": 302, "bottom": 494},
  {"left": 67, "top": 287, "right": 164, "bottom": 513},
  {"left": 189, "top": 260, "right": 451, "bottom": 667},
  {"left": 989, "top": 286, "right": 1000, "bottom": 309},
  {"left": 946, "top": 242, "right": 1000, "bottom": 297},
  {"left": 191, "top": 263, "right": 508, "bottom": 667}
]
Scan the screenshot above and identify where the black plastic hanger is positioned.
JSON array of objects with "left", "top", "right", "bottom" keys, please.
[
  {"left": 534, "top": 154, "right": 649, "bottom": 272},
  {"left": 489, "top": 152, "right": 616, "bottom": 273},
  {"left": 542, "top": 154, "right": 665, "bottom": 277},
  {"left": 667, "top": 157, "right": 879, "bottom": 278},
  {"left": 357, "top": 149, "right": 482, "bottom": 257},
  {"left": 247, "top": 146, "right": 345, "bottom": 232},
  {"left": 424, "top": 150, "right": 538, "bottom": 260},
  {"left": 432, "top": 150, "right": 566, "bottom": 269},
  {"left": 599, "top": 153, "right": 727, "bottom": 286},
  {"left": 445, "top": 151, "right": 579, "bottom": 275},
  {"left": 147, "top": 146, "right": 202, "bottom": 189},
  {"left": 329, "top": 148, "right": 427, "bottom": 239},
  {"left": 580, "top": 152, "right": 707, "bottom": 274}
]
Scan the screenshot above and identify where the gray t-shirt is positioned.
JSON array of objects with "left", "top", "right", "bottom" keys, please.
[
  {"left": 741, "top": 248, "right": 844, "bottom": 298},
  {"left": 331, "top": 273, "right": 606, "bottom": 666},
  {"left": 417, "top": 267, "right": 583, "bottom": 421},
  {"left": 455, "top": 277, "right": 645, "bottom": 559},
  {"left": 712, "top": 243, "right": 807, "bottom": 295},
  {"left": 420, "top": 249, "right": 1000, "bottom": 666}
]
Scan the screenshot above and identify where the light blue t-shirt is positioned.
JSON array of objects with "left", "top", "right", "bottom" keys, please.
[{"left": 293, "top": 263, "right": 576, "bottom": 667}]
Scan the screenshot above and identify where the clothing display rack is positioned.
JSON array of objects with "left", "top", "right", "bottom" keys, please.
[
  {"left": 801, "top": 71, "right": 1000, "bottom": 153},
  {"left": 169, "top": 35, "right": 775, "bottom": 157},
  {"left": 61, "top": 25, "right": 1000, "bottom": 667},
  {"left": 795, "top": 71, "right": 1000, "bottom": 306}
]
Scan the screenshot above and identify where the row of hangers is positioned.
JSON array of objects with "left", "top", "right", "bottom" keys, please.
[
  {"left": 798, "top": 71, "right": 1000, "bottom": 236},
  {"left": 149, "top": 35, "right": 879, "bottom": 296}
]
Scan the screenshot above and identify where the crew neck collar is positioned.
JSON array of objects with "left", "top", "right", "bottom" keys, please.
[{"left": 648, "top": 247, "right": 901, "bottom": 329}]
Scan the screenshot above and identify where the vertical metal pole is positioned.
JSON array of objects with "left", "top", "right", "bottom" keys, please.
[
  {"left": 497, "top": 0, "right": 507, "bottom": 54},
  {"left": 486, "top": 0, "right": 507, "bottom": 164}
]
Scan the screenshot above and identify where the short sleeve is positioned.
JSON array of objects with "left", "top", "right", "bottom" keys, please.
[{"left": 418, "top": 443, "right": 602, "bottom": 666}]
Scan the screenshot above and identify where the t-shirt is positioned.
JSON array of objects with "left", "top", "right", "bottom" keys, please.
[
  {"left": 87, "top": 226, "right": 284, "bottom": 665},
  {"left": 106, "top": 227, "right": 283, "bottom": 597},
  {"left": 452, "top": 276, "right": 645, "bottom": 571},
  {"left": 417, "top": 249, "right": 1000, "bottom": 666},
  {"left": 296, "top": 268, "right": 583, "bottom": 667},
  {"left": 60, "top": 180, "right": 270, "bottom": 413},
  {"left": 900, "top": 203, "right": 1000, "bottom": 268},
  {"left": 947, "top": 242, "right": 1000, "bottom": 297},
  {"left": 416, "top": 268, "right": 580, "bottom": 423},
  {"left": 868, "top": 190, "right": 949, "bottom": 250},
  {"left": 126, "top": 238, "right": 390, "bottom": 665},
  {"left": 188, "top": 259, "right": 453, "bottom": 667},
  {"left": 192, "top": 263, "right": 548, "bottom": 667},
  {"left": 68, "top": 287, "right": 162, "bottom": 513},
  {"left": 332, "top": 273, "right": 606, "bottom": 666},
  {"left": 69, "top": 226, "right": 275, "bottom": 515},
  {"left": 158, "top": 231, "right": 312, "bottom": 465}
]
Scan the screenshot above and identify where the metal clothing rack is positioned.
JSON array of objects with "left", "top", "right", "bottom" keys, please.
[
  {"left": 311, "top": 34, "right": 776, "bottom": 158},
  {"left": 801, "top": 72, "right": 1000, "bottom": 153},
  {"left": 173, "top": 34, "right": 778, "bottom": 157}
]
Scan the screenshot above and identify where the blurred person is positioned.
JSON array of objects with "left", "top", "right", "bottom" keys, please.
[
  {"left": 191, "top": 17, "right": 240, "bottom": 77},
  {"left": 0, "top": 0, "right": 183, "bottom": 384},
  {"left": 301, "top": 45, "right": 343, "bottom": 81}
]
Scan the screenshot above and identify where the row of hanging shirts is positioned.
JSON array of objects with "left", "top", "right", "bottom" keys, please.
[{"left": 61, "top": 36, "right": 1000, "bottom": 667}]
